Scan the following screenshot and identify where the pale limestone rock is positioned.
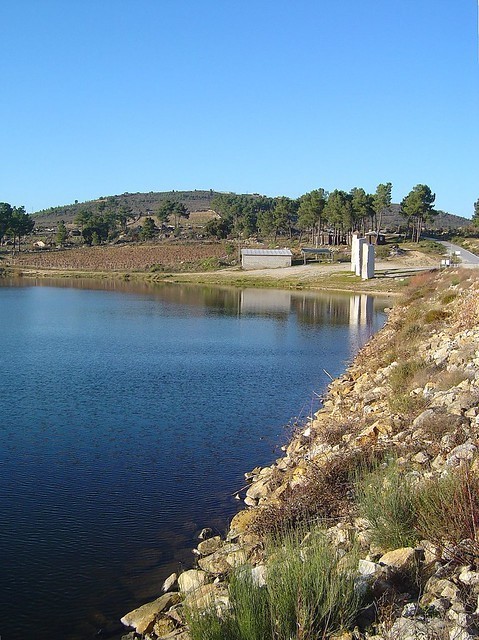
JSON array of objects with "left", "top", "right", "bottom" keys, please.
[
  {"left": 182, "top": 582, "right": 227, "bottom": 611},
  {"left": 120, "top": 592, "right": 180, "bottom": 634},
  {"left": 225, "top": 548, "right": 248, "bottom": 568},
  {"left": 178, "top": 569, "right": 208, "bottom": 594},
  {"left": 197, "top": 536, "right": 222, "bottom": 556},
  {"left": 413, "top": 451, "right": 430, "bottom": 464},
  {"left": 379, "top": 547, "right": 417, "bottom": 572},
  {"left": 458, "top": 567, "right": 479, "bottom": 586},
  {"left": 227, "top": 509, "right": 257, "bottom": 541},
  {"left": 449, "top": 627, "right": 476, "bottom": 640},
  {"left": 162, "top": 572, "right": 178, "bottom": 592},
  {"left": 251, "top": 564, "right": 266, "bottom": 587},
  {"left": 413, "top": 409, "right": 435, "bottom": 429},
  {"left": 152, "top": 616, "right": 177, "bottom": 637},
  {"left": 390, "top": 616, "right": 446, "bottom": 640},
  {"left": 426, "top": 577, "right": 461, "bottom": 601},
  {"left": 197, "top": 552, "right": 231, "bottom": 575},
  {"left": 245, "top": 477, "right": 271, "bottom": 500},
  {"left": 358, "top": 559, "right": 381, "bottom": 577},
  {"left": 446, "top": 441, "right": 477, "bottom": 466}
]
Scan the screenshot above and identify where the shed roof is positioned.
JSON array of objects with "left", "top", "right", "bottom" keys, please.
[
  {"left": 301, "top": 247, "right": 332, "bottom": 254},
  {"left": 241, "top": 248, "right": 293, "bottom": 256}
]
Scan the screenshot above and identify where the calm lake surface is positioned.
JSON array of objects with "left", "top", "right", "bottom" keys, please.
[{"left": 0, "top": 279, "right": 389, "bottom": 639}]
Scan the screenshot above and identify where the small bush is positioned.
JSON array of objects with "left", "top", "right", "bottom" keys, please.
[
  {"left": 424, "top": 308, "right": 450, "bottom": 324},
  {"left": 266, "top": 528, "right": 362, "bottom": 639},
  {"left": 414, "top": 468, "right": 479, "bottom": 565},
  {"left": 230, "top": 567, "right": 272, "bottom": 640},
  {"left": 185, "top": 528, "right": 363, "bottom": 640},
  {"left": 388, "top": 392, "right": 427, "bottom": 417},
  {"left": 375, "top": 245, "right": 390, "bottom": 259},
  {"left": 389, "top": 359, "right": 427, "bottom": 393},
  {"left": 185, "top": 606, "right": 236, "bottom": 640},
  {"left": 250, "top": 450, "right": 383, "bottom": 537},
  {"left": 441, "top": 292, "right": 457, "bottom": 305},
  {"left": 357, "top": 461, "right": 419, "bottom": 551}
]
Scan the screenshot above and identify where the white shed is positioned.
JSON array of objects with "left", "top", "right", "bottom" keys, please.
[{"left": 241, "top": 248, "right": 293, "bottom": 270}]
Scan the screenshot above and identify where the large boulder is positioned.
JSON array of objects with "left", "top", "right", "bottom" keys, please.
[
  {"left": 178, "top": 569, "right": 209, "bottom": 594},
  {"left": 379, "top": 547, "right": 418, "bottom": 573},
  {"left": 120, "top": 592, "right": 180, "bottom": 634}
]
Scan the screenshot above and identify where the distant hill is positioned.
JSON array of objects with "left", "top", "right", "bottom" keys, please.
[
  {"left": 32, "top": 190, "right": 225, "bottom": 227},
  {"left": 32, "top": 190, "right": 471, "bottom": 231},
  {"left": 381, "top": 204, "right": 470, "bottom": 232}
]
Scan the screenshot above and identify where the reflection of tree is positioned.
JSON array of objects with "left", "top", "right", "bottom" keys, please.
[
  {"left": 22, "top": 280, "right": 384, "bottom": 328},
  {"left": 291, "top": 294, "right": 352, "bottom": 326}
]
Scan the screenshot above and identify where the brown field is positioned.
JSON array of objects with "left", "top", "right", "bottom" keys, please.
[{"left": 9, "top": 242, "right": 231, "bottom": 272}]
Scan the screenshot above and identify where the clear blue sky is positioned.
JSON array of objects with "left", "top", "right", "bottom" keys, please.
[{"left": 1, "top": 0, "right": 478, "bottom": 217}]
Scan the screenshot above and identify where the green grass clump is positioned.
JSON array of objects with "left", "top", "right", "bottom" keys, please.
[
  {"left": 357, "top": 461, "right": 419, "bottom": 551},
  {"left": 266, "top": 529, "right": 361, "bottom": 639},
  {"left": 441, "top": 292, "right": 458, "bottom": 305},
  {"left": 230, "top": 567, "right": 272, "bottom": 640},
  {"left": 186, "top": 528, "right": 363, "bottom": 640},
  {"left": 389, "top": 359, "right": 427, "bottom": 393},
  {"left": 357, "top": 461, "right": 479, "bottom": 564}
]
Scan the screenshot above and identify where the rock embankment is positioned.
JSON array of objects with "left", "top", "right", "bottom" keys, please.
[{"left": 121, "top": 269, "right": 479, "bottom": 640}]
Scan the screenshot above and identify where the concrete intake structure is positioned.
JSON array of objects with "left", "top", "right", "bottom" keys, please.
[{"left": 351, "top": 234, "right": 375, "bottom": 279}]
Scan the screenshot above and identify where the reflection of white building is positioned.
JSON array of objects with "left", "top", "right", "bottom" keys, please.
[
  {"left": 349, "top": 295, "right": 373, "bottom": 327},
  {"left": 240, "top": 289, "right": 292, "bottom": 315},
  {"left": 241, "top": 248, "right": 293, "bottom": 269}
]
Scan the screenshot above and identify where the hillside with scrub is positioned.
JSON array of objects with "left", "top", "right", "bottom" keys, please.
[{"left": 120, "top": 268, "right": 479, "bottom": 640}]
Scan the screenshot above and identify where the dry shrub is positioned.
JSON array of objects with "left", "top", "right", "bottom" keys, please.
[
  {"left": 435, "top": 369, "right": 473, "bottom": 391},
  {"left": 454, "top": 287, "right": 479, "bottom": 330},
  {"left": 415, "top": 467, "right": 479, "bottom": 565},
  {"left": 250, "top": 448, "right": 386, "bottom": 537},
  {"left": 441, "top": 292, "right": 458, "bottom": 305},
  {"left": 316, "top": 422, "right": 349, "bottom": 446},
  {"left": 401, "top": 271, "right": 437, "bottom": 305},
  {"left": 388, "top": 392, "right": 428, "bottom": 418},
  {"left": 414, "top": 410, "right": 469, "bottom": 451},
  {"left": 423, "top": 308, "right": 450, "bottom": 324}
]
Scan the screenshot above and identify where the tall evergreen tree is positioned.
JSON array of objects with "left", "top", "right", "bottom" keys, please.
[
  {"left": 373, "top": 183, "right": 392, "bottom": 233},
  {"left": 400, "top": 184, "right": 436, "bottom": 242}
]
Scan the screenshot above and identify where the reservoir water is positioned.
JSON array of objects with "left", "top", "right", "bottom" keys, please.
[{"left": 0, "top": 280, "right": 388, "bottom": 639}]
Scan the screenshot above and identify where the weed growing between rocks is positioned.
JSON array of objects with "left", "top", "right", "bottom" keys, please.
[
  {"left": 357, "top": 461, "right": 479, "bottom": 564},
  {"left": 186, "top": 528, "right": 363, "bottom": 640},
  {"left": 415, "top": 467, "right": 479, "bottom": 565},
  {"left": 356, "top": 460, "right": 419, "bottom": 551}
]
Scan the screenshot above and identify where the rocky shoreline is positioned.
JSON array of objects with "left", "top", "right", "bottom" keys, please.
[{"left": 120, "top": 268, "right": 479, "bottom": 640}]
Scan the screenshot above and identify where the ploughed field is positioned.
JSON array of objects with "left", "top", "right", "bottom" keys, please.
[{"left": 9, "top": 242, "right": 230, "bottom": 272}]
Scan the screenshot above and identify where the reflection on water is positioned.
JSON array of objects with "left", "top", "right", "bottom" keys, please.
[
  {"left": 0, "top": 278, "right": 390, "bottom": 640},
  {"left": 2, "top": 277, "right": 388, "bottom": 330}
]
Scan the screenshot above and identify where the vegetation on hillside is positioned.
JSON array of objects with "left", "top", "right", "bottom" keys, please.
[
  {"left": 0, "top": 202, "right": 35, "bottom": 251},
  {"left": 30, "top": 186, "right": 474, "bottom": 246}
]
